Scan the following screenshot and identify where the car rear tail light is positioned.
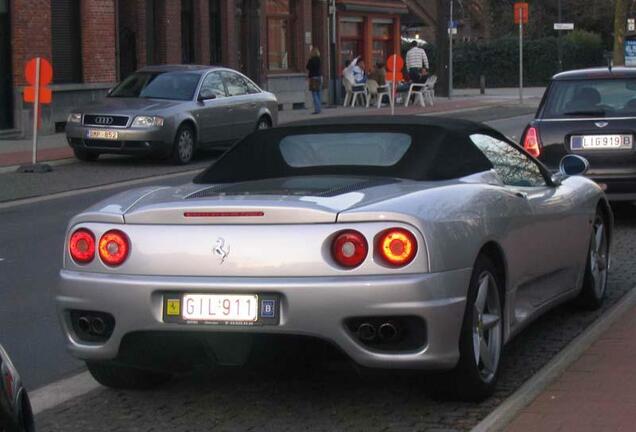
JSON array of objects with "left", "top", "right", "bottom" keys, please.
[
  {"left": 377, "top": 228, "right": 417, "bottom": 267},
  {"left": 98, "top": 230, "right": 130, "bottom": 266},
  {"left": 332, "top": 230, "right": 368, "bottom": 268},
  {"left": 523, "top": 126, "right": 541, "bottom": 158},
  {"left": 69, "top": 228, "right": 95, "bottom": 264}
]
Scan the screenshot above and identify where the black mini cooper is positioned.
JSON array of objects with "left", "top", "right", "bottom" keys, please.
[{"left": 521, "top": 67, "right": 636, "bottom": 200}]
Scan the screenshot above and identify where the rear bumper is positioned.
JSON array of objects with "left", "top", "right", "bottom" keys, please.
[
  {"left": 588, "top": 175, "right": 636, "bottom": 201},
  {"left": 56, "top": 269, "right": 471, "bottom": 371}
]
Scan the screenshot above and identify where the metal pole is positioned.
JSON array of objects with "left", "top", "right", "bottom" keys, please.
[
  {"left": 448, "top": 0, "right": 453, "bottom": 99},
  {"left": 330, "top": 0, "right": 337, "bottom": 105},
  {"left": 391, "top": 54, "right": 397, "bottom": 115},
  {"left": 32, "top": 57, "right": 40, "bottom": 165},
  {"left": 519, "top": 12, "right": 523, "bottom": 104},
  {"left": 557, "top": 0, "right": 563, "bottom": 71}
]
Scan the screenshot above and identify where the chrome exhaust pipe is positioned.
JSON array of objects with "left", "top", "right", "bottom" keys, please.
[
  {"left": 357, "top": 322, "right": 376, "bottom": 342},
  {"left": 90, "top": 317, "right": 106, "bottom": 335},
  {"left": 378, "top": 322, "right": 398, "bottom": 342},
  {"left": 77, "top": 316, "right": 91, "bottom": 333}
]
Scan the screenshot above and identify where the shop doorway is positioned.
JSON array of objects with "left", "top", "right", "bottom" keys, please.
[{"left": 0, "top": 0, "right": 13, "bottom": 129}]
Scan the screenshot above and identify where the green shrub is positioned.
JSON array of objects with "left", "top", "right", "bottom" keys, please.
[{"left": 449, "top": 31, "right": 604, "bottom": 88}]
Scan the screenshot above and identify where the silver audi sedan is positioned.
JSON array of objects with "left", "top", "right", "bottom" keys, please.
[{"left": 65, "top": 65, "right": 278, "bottom": 164}]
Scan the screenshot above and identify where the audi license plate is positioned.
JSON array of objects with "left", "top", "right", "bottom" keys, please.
[
  {"left": 86, "top": 129, "right": 118, "bottom": 140},
  {"left": 181, "top": 294, "right": 258, "bottom": 322},
  {"left": 570, "top": 134, "right": 633, "bottom": 150}
]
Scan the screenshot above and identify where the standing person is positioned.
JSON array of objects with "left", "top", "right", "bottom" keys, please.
[
  {"left": 405, "top": 40, "right": 429, "bottom": 83},
  {"left": 306, "top": 47, "right": 322, "bottom": 114}
]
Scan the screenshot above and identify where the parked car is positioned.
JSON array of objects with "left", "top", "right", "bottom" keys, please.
[
  {"left": 65, "top": 65, "right": 278, "bottom": 164},
  {"left": 0, "top": 345, "right": 34, "bottom": 432},
  {"left": 57, "top": 117, "right": 611, "bottom": 401},
  {"left": 521, "top": 66, "right": 636, "bottom": 200}
]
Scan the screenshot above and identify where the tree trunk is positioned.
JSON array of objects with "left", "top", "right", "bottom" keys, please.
[
  {"left": 614, "top": 0, "right": 628, "bottom": 66},
  {"left": 435, "top": 0, "right": 450, "bottom": 97}
]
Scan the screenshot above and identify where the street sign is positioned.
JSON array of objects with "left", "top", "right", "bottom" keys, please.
[
  {"left": 629, "top": 18, "right": 635, "bottom": 32},
  {"left": 24, "top": 57, "right": 53, "bottom": 104},
  {"left": 514, "top": 2, "right": 529, "bottom": 25},
  {"left": 626, "top": 39, "right": 636, "bottom": 67},
  {"left": 554, "top": 23, "right": 574, "bottom": 31},
  {"left": 447, "top": 28, "right": 458, "bottom": 35}
]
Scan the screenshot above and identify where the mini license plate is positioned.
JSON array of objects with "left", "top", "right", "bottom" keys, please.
[
  {"left": 570, "top": 134, "right": 633, "bottom": 150},
  {"left": 181, "top": 294, "right": 258, "bottom": 322},
  {"left": 86, "top": 129, "right": 118, "bottom": 140}
]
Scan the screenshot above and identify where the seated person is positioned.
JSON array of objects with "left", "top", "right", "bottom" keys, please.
[
  {"left": 352, "top": 59, "right": 367, "bottom": 85},
  {"left": 369, "top": 62, "right": 387, "bottom": 87}
]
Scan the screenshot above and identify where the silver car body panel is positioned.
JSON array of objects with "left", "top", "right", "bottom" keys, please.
[{"left": 57, "top": 170, "right": 607, "bottom": 369}]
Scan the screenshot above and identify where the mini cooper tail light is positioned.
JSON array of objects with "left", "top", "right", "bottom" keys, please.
[
  {"left": 69, "top": 228, "right": 95, "bottom": 264},
  {"left": 377, "top": 228, "right": 417, "bottom": 267},
  {"left": 98, "top": 230, "right": 130, "bottom": 266},
  {"left": 332, "top": 230, "right": 368, "bottom": 268},
  {"left": 523, "top": 126, "right": 541, "bottom": 158}
]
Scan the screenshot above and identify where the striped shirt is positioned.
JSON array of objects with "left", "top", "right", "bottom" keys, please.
[{"left": 405, "top": 47, "right": 429, "bottom": 69}]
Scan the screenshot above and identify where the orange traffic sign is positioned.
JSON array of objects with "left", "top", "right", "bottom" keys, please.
[
  {"left": 23, "top": 57, "right": 53, "bottom": 104},
  {"left": 514, "top": 2, "right": 529, "bottom": 25}
]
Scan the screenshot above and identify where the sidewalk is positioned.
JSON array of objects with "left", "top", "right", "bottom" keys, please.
[
  {"left": 0, "top": 87, "right": 543, "bottom": 169},
  {"left": 506, "top": 303, "right": 636, "bottom": 432}
]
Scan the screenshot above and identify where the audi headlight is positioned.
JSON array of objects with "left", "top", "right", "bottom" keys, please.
[
  {"left": 132, "top": 116, "right": 164, "bottom": 127},
  {"left": 67, "top": 113, "right": 82, "bottom": 123}
]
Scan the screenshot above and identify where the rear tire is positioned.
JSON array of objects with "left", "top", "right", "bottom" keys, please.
[
  {"left": 73, "top": 148, "right": 99, "bottom": 162},
  {"left": 171, "top": 125, "right": 195, "bottom": 165},
  {"left": 432, "top": 255, "right": 503, "bottom": 402},
  {"left": 87, "top": 362, "right": 171, "bottom": 390},
  {"left": 576, "top": 208, "right": 609, "bottom": 310}
]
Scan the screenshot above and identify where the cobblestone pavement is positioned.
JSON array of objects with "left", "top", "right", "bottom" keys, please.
[{"left": 36, "top": 204, "right": 636, "bottom": 432}]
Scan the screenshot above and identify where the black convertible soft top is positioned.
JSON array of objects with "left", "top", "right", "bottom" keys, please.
[{"left": 194, "top": 116, "right": 506, "bottom": 184}]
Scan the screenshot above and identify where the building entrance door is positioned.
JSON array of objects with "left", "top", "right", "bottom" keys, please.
[{"left": 0, "top": 0, "right": 13, "bottom": 129}]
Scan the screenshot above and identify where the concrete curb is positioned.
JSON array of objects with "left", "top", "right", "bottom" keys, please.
[
  {"left": 471, "top": 286, "right": 636, "bottom": 432},
  {"left": 0, "top": 158, "right": 75, "bottom": 174},
  {"left": 30, "top": 371, "right": 98, "bottom": 416}
]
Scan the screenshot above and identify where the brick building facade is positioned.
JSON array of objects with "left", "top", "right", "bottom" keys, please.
[{"left": 0, "top": 0, "right": 407, "bottom": 135}]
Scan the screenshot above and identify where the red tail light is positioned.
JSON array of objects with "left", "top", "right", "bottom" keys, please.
[
  {"left": 69, "top": 228, "right": 95, "bottom": 264},
  {"left": 98, "top": 230, "right": 130, "bottom": 266},
  {"left": 332, "top": 230, "right": 368, "bottom": 268},
  {"left": 523, "top": 126, "right": 541, "bottom": 158},
  {"left": 377, "top": 228, "right": 417, "bottom": 267}
]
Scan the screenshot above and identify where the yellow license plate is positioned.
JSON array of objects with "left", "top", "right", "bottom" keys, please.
[{"left": 87, "top": 129, "right": 118, "bottom": 140}]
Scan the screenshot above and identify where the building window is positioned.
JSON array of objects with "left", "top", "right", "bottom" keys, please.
[
  {"left": 372, "top": 19, "right": 393, "bottom": 67},
  {"left": 51, "top": 0, "right": 82, "bottom": 83},
  {"left": 209, "top": 0, "right": 222, "bottom": 64},
  {"left": 266, "top": 0, "right": 293, "bottom": 71},
  {"left": 181, "top": 0, "right": 195, "bottom": 64},
  {"left": 339, "top": 17, "right": 363, "bottom": 71}
]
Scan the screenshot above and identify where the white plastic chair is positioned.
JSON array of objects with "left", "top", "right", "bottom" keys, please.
[
  {"left": 405, "top": 75, "right": 437, "bottom": 107},
  {"left": 350, "top": 82, "right": 368, "bottom": 107},
  {"left": 366, "top": 80, "right": 392, "bottom": 108}
]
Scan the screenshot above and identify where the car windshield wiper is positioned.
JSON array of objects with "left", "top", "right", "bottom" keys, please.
[{"left": 562, "top": 110, "right": 606, "bottom": 117}]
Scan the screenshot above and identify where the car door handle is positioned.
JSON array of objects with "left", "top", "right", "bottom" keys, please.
[{"left": 514, "top": 191, "right": 528, "bottom": 199}]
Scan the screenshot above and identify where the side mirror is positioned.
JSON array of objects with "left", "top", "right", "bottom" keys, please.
[
  {"left": 559, "top": 154, "right": 589, "bottom": 177},
  {"left": 198, "top": 90, "right": 216, "bottom": 102}
]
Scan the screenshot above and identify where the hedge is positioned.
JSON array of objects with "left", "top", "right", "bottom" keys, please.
[{"left": 406, "top": 30, "right": 605, "bottom": 88}]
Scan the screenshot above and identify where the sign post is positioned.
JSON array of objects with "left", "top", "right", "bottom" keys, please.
[
  {"left": 387, "top": 54, "right": 403, "bottom": 116},
  {"left": 514, "top": 3, "right": 528, "bottom": 105},
  {"left": 20, "top": 57, "right": 53, "bottom": 173}
]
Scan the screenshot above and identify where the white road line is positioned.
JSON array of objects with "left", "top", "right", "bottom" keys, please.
[
  {"left": 30, "top": 371, "right": 101, "bottom": 415},
  {"left": 0, "top": 169, "right": 202, "bottom": 210}
]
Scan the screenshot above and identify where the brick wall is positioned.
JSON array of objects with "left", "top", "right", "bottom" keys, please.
[
  {"left": 81, "top": 0, "right": 117, "bottom": 83},
  {"left": 155, "top": 0, "right": 181, "bottom": 64},
  {"left": 10, "top": 0, "right": 52, "bottom": 86},
  {"left": 194, "top": 0, "right": 210, "bottom": 64}
]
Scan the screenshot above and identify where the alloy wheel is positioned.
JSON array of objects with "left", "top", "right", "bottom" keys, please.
[
  {"left": 590, "top": 215, "right": 609, "bottom": 299},
  {"left": 472, "top": 271, "right": 502, "bottom": 384},
  {"left": 178, "top": 130, "right": 194, "bottom": 162}
]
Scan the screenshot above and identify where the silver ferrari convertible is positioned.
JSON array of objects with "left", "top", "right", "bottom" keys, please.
[{"left": 57, "top": 116, "right": 612, "bottom": 401}]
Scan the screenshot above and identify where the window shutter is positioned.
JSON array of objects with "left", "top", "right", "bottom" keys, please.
[{"left": 51, "top": 0, "right": 82, "bottom": 83}]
